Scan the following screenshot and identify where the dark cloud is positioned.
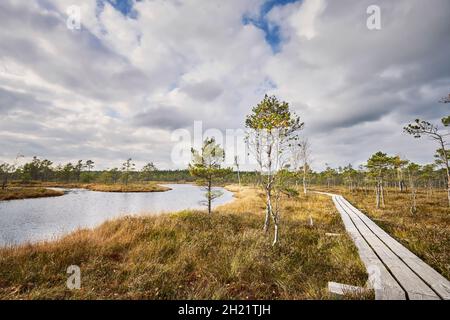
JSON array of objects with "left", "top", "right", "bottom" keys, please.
[
  {"left": 132, "top": 106, "right": 194, "bottom": 130},
  {"left": 180, "top": 80, "right": 223, "bottom": 101},
  {"left": 0, "top": 87, "right": 48, "bottom": 113},
  {"left": 0, "top": 0, "right": 151, "bottom": 104}
]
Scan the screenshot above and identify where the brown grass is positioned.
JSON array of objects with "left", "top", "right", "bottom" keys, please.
[
  {"left": 0, "top": 185, "right": 371, "bottom": 300},
  {"left": 85, "top": 183, "right": 170, "bottom": 193},
  {"left": 313, "top": 186, "right": 450, "bottom": 279},
  {"left": 0, "top": 188, "right": 64, "bottom": 201},
  {"left": 10, "top": 182, "right": 170, "bottom": 193}
]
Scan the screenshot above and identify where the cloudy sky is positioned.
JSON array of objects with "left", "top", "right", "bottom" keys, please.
[{"left": 0, "top": 0, "right": 449, "bottom": 170}]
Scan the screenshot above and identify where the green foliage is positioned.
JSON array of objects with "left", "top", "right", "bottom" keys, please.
[
  {"left": 366, "top": 151, "right": 394, "bottom": 179},
  {"left": 404, "top": 119, "right": 438, "bottom": 138},
  {"left": 274, "top": 169, "right": 299, "bottom": 197},
  {"left": 0, "top": 162, "right": 14, "bottom": 189},
  {"left": 189, "top": 138, "right": 232, "bottom": 181},
  {"left": 406, "top": 162, "right": 421, "bottom": 177},
  {"left": 140, "top": 162, "right": 157, "bottom": 181},
  {"left": 245, "top": 95, "right": 303, "bottom": 133},
  {"left": 86, "top": 160, "right": 95, "bottom": 171},
  {"left": 442, "top": 116, "right": 450, "bottom": 127},
  {"left": 21, "top": 156, "right": 53, "bottom": 182},
  {"left": 189, "top": 137, "right": 232, "bottom": 213},
  {"left": 80, "top": 172, "right": 92, "bottom": 183},
  {"left": 391, "top": 155, "right": 409, "bottom": 170},
  {"left": 121, "top": 158, "right": 135, "bottom": 185},
  {"left": 434, "top": 148, "right": 450, "bottom": 168}
]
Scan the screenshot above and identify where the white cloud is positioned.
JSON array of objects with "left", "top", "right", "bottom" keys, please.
[
  {"left": 0, "top": 0, "right": 449, "bottom": 171},
  {"left": 289, "top": 0, "right": 327, "bottom": 40}
]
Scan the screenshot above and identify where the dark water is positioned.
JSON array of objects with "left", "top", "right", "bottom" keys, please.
[{"left": 0, "top": 184, "right": 233, "bottom": 246}]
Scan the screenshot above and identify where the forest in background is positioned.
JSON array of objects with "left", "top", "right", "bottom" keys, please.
[{"left": 1, "top": 153, "right": 449, "bottom": 191}]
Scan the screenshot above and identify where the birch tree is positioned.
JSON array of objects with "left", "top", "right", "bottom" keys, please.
[
  {"left": 245, "top": 95, "right": 303, "bottom": 245},
  {"left": 292, "top": 138, "right": 311, "bottom": 195}
]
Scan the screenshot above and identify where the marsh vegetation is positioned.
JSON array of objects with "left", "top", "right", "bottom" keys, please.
[{"left": 0, "top": 186, "right": 370, "bottom": 299}]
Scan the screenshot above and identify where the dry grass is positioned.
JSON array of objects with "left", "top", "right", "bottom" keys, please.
[
  {"left": 85, "top": 183, "right": 170, "bottom": 193},
  {"left": 313, "top": 186, "right": 450, "bottom": 279},
  {"left": 0, "top": 188, "right": 64, "bottom": 201},
  {"left": 0, "top": 185, "right": 371, "bottom": 300},
  {"left": 12, "top": 181, "right": 85, "bottom": 188},
  {"left": 10, "top": 182, "right": 170, "bottom": 193}
]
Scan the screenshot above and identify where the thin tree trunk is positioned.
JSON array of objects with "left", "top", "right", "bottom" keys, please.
[
  {"left": 447, "top": 182, "right": 450, "bottom": 207},
  {"left": 410, "top": 188, "right": 417, "bottom": 214},
  {"left": 264, "top": 144, "right": 273, "bottom": 232},
  {"left": 375, "top": 184, "right": 380, "bottom": 208},
  {"left": 302, "top": 166, "right": 307, "bottom": 195},
  {"left": 271, "top": 197, "right": 279, "bottom": 246},
  {"left": 207, "top": 179, "right": 212, "bottom": 214},
  {"left": 1, "top": 175, "right": 7, "bottom": 190},
  {"left": 437, "top": 136, "right": 450, "bottom": 208},
  {"left": 446, "top": 171, "right": 450, "bottom": 208},
  {"left": 272, "top": 220, "right": 279, "bottom": 246},
  {"left": 237, "top": 169, "right": 241, "bottom": 188},
  {"left": 264, "top": 186, "right": 271, "bottom": 232}
]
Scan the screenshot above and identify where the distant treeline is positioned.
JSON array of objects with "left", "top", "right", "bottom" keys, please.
[{"left": 1, "top": 155, "right": 448, "bottom": 192}]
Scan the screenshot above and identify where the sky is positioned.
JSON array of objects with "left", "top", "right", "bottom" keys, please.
[{"left": 0, "top": 0, "right": 449, "bottom": 171}]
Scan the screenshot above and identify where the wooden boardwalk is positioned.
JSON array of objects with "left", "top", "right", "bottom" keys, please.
[{"left": 318, "top": 192, "right": 450, "bottom": 300}]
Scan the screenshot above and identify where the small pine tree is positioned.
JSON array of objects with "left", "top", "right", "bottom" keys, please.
[{"left": 189, "top": 138, "right": 232, "bottom": 214}]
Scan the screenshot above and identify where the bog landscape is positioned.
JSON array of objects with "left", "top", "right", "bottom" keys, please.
[{"left": 0, "top": 0, "right": 449, "bottom": 301}]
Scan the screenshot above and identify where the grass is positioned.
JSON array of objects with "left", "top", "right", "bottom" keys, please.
[
  {"left": 0, "top": 188, "right": 64, "bottom": 201},
  {"left": 0, "top": 182, "right": 169, "bottom": 201},
  {"left": 85, "top": 183, "right": 171, "bottom": 193},
  {"left": 313, "top": 186, "right": 450, "bottom": 280},
  {"left": 0, "top": 185, "right": 371, "bottom": 300}
]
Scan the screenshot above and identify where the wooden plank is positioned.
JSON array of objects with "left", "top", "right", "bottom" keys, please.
[
  {"left": 328, "top": 282, "right": 367, "bottom": 296},
  {"left": 335, "top": 196, "right": 439, "bottom": 300},
  {"left": 332, "top": 196, "right": 406, "bottom": 300},
  {"left": 339, "top": 197, "right": 450, "bottom": 300}
]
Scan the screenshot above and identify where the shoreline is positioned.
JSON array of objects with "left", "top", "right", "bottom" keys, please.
[
  {"left": 0, "top": 183, "right": 237, "bottom": 248},
  {"left": 1, "top": 183, "right": 172, "bottom": 200},
  {"left": 0, "top": 187, "right": 65, "bottom": 201}
]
